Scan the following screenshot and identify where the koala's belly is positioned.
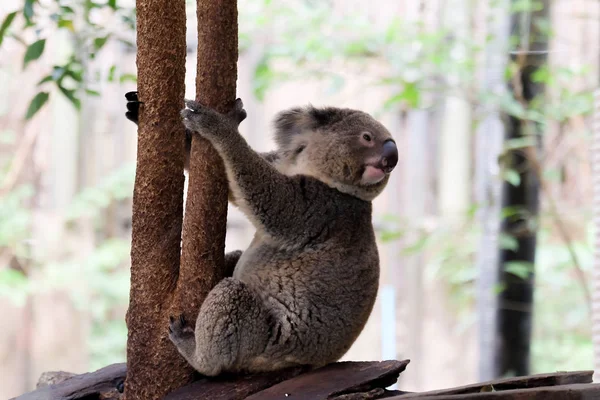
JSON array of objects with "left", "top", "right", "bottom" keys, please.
[{"left": 233, "top": 239, "right": 379, "bottom": 364}]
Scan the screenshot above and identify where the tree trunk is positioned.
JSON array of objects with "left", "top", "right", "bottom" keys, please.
[
  {"left": 494, "top": 2, "right": 549, "bottom": 377},
  {"left": 125, "top": 0, "right": 239, "bottom": 398},
  {"left": 175, "top": 0, "right": 238, "bottom": 324},
  {"left": 124, "top": 0, "right": 187, "bottom": 396}
]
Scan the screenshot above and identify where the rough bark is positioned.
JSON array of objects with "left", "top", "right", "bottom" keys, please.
[
  {"left": 174, "top": 0, "right": 238, "bottom": 321},
  {"left": 124, "top": 0, "right": 187, "bottom": 397}
]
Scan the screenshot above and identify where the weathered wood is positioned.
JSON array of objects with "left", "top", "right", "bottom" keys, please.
[
  {"left": 244, "top": 360, "right": 409, "bottom": 400},
  {"left": 396, "top": 371, "right": 593, "bottom": 398},
  {"left": 14, "top": 362, "right": 597, "bottom": 400},
  {"left": 164, "top": 366, "right": 307, "bottom": 400},
  {"left": 36, "top": 371, "right": 77, "bottom": 388},
  {"left": 12, "top": 363, "right": 126, "bottom": 400},
  {"left": 389, "top": 383, "right": 600, "bottom": 399}
]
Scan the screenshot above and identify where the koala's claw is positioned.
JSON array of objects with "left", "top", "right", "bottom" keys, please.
[
  {"left": 168, "top": 314, "right": 194, "bottom": 343},
  {"left": 125, "top": 91, "right": 142, "bottom": 124},
  {"left": 184, "top": 99, "right": 202, "bottom": 112},
  {"left": 228, "top": 98, "right": 247, "bottom": 125},
  {"left": 125, "top": 91, "right": 139, "bottom": 101}
]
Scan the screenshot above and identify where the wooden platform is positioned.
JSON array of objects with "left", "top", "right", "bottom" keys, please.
[{"left": 12, "top": 360, "right": 600, "bottom": 400}]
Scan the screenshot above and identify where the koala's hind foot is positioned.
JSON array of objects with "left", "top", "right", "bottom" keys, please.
[
  {"left": 124, "top": 91, "right": 141, "bottom": 124},
  {"left": 168, "top": 314, "right": 199, "bottom": 369}
]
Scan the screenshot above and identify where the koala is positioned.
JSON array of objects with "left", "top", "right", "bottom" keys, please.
[{"left": 124, "top": 92, "right": 398, "bottom": 377}]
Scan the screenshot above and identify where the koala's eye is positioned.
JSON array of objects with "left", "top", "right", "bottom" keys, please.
[
  {"left": 295, "top": 145, "right": 305, "bottom": 155},
  {"left": 362, "top": 133, "right": 372, "bottom": 142}
]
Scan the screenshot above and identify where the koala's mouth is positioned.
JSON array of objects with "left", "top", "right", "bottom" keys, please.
[{"left": 360, "top": 165, "right": 387, "bottom": 186}]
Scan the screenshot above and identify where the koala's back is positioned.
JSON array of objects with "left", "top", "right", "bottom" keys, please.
[{"left": 233, "top": 177, "right": 379, "bottom": 369}]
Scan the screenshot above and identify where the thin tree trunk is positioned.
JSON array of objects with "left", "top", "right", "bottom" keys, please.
[
  {"left": 124, "top": 0, "right": 187, "bottom": 396},
  {"left": 174, "top": 0, "right": 238, "bottom": 323},
  {"left": 495, "top": 3, "right": 549, "bottom": 377}
]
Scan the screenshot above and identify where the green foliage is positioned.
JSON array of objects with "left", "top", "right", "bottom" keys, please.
[
  {"left": 531, "top": 226, "right": 593, "bottom": 373},
  {"left": 0, "top": 0, "right": 136, "bottom": 119},
  {"left": 23, "top": 38, "right": 46, "bottom": 69},
  {"left": 25, "top": 91, "right": 49, "bottom": 119},
  {"left": 244, "top": 1, "right": 479, "bottom": 110},
  {"left": 0, "top": 164, "right": 135, "bottom": 368},
  {"left": 0, "top": 12, "right": 17, "bottom": 46}
]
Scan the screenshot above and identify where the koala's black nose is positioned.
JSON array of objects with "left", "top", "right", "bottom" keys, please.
[{"left": 381, "top": 140, "right": 398, "bottom": 172}]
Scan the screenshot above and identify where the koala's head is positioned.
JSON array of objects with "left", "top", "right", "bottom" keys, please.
[{"left": 272, "top": 106, "right": 398, "bottom": 201}]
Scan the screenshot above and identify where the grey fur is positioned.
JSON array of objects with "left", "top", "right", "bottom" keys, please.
[{"left": 168, "top": 98, "right": 397, "bottom": 377}]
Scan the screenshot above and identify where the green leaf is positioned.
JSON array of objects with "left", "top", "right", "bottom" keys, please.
[
  {"left": 37, "top": 75, "right": 53, "bottom": 85},
  {"left": 500, "top": 205, "right": 527, "bottom": 219},
  {"left": 401, "top": 83, "right": 420, "bottom": 108},
  {"left": 0, "top": 11, "right": 17, "bottom": 47},
  {"left": 384, "top": 18, "right": 401, "bottom": 43},
  {"left": 25, "top": 91, "right": 49, "bottom": 120},
  {"left": 499, "top": 233, "right": 519, "bottom": 251},
  {"left": 504, "top": 261, "right": 534, "bottom": 279},
  {"left": 107, "top": 65, "right": 116, "bottom": 82},
  {"left": 380, "top": 229, "right": 403, "bottom": 242},
  {"left": 94, "top": 35, "right": 110, "bottom": 52},
  {"left": 384, "top": 83, "right": 420, "bottom": 110},
  {"left": 510, "top": 0, "right": 543, "bottom": 12},
  {"left": 119, "top": 73, "right": 137, "bottom": 83},
  {"left": 64, "top": 68, "right": 83, "bottom": 83},
  {"left": 60, "top": 6, "right": 75, "bottom": 14},
  {"left": 85, "top": 89, "right": 100, "bottom": 96},
  {"left": 108, "top": 0, "right": 117, "bottom": 9},
  {"left": 58, "top": 19, "right": 75, "bottom": 31},
  {"left": 58, "top": 85, "right": 81, "bottom": 109},
  {"left": 504, "top": 136, "right": 536, "bottom": 150},
  {"left": 252, "top": 57, "right": 271, "bottom": 101},
  {"left": 23, "top": 0, "right": 36, "bottom": 24},
  {"left": 502, "top": 169, "right": 521, "bottom": 186},
  {"left": 23, "top": 39, "right": 46, "bottom": 69}
]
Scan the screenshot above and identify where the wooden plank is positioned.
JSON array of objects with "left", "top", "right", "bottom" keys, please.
[
  {"left": 244, "top": 360, "right": 409, "bottom": 400},
  {"left": 12, "top": 363, "right": 126, "bottom": 400},
  {"left": 396, "top": 371, "right": 593, "bottom": 398},
  {"left": 164, "top": 366, "right": 307, "bottom": 400},
  {"left": 387, "top": 383, "right": 600, "bottom": 399}
]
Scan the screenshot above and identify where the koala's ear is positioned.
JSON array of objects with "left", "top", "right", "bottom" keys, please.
[{"left": 273, "top": 106, "right": 346, "bottom": 148}]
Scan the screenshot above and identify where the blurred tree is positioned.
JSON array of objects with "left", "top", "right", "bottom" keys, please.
[{"left": 495, "top": 0, "right": 550, "bottom": 377}]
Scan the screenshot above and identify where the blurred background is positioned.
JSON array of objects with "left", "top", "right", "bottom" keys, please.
[{"left": 0, "top": 0, "right": 597, "bottom": 398}]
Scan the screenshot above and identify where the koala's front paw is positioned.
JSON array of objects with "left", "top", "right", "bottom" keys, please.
[
  {"left": 180, "top": 98, "right": 247, "bottom": 139},
  {"left": 125, "top": 91, "right": 142, "bottom": 125},
  {"left": 168, "top": 314, "right": 195, "bottom": 346}
]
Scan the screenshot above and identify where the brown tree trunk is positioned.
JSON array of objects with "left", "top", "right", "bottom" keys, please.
[
  {"left": 124, "top": 0, "right": 187, "bottom": 397},
  {"left": 174, "top": 0, "right": 238, "bottom": 317},
  {"left": 125, "top": 0, "right": 238, "bottom": 398}
]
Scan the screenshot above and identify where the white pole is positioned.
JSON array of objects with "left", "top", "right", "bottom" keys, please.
[{"left": 591, "top": 89, "right": 600, "bottom": 382}]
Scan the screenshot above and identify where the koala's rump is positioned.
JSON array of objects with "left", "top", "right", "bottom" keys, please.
[{"left": 234, "top": 237, "right": 380, "bottom": 366}]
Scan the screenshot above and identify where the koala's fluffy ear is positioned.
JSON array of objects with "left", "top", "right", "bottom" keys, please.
[{"left": 273, "top": 106, "right": 349, "bottom": 149}]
